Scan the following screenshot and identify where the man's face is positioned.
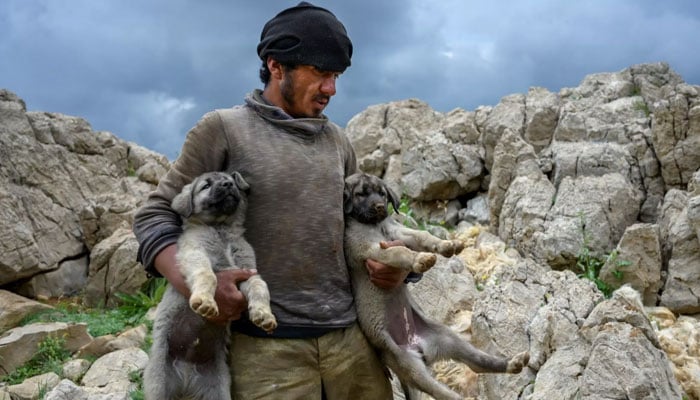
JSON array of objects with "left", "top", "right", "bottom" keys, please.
[{"left": 279, "top": 65, "right": 341, "bottom": 118}]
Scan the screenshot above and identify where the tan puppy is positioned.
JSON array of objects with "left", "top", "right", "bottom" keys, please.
[
  {"left": 343, "top": 172, "right": 529, "bottom": 400},
  {"left": 144, "top": 171, "right": 276, "bottom": 400}
]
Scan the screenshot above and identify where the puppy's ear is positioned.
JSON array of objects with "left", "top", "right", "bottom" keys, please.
[
  {"left": 172, "top": 181, "right": 195, "bottom": 218},
  {"left": 343, "top": 185, "right": 353, "bottom": 214},
  {"left": 231, "top": 171, "right": 250, "bottom": 192},
  {"left": 385, "top": 183, "right": 401, "bottom": 214}
]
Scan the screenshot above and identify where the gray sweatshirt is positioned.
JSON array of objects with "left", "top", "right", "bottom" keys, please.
[{"left": 133, "top": 90, "right": 358, "bottom": 335}]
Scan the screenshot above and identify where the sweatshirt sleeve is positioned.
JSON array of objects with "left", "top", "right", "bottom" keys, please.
[{"left": 133, "top": 111, "right": 229, "bottom": 276}]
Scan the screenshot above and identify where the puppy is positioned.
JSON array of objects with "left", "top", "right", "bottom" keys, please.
[
  {"left": 144, "top": 171, "right": 276, "bottom": 400},
  {"left": 343, "top": 172, "right": 529, "bottom": 400}
]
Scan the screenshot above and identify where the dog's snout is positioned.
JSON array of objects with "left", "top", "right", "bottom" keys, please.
[{"left": 373, "top": 203, "right": 385, "bottom": 213}]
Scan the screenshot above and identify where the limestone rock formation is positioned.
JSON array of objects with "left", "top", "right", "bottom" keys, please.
[{"left": 2, "top": 62, "right": 699, "bottom": 399}]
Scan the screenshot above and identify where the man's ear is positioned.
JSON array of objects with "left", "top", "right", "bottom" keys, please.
[{"left": 267, "top": 57, "right": 284, "bottom": 80}]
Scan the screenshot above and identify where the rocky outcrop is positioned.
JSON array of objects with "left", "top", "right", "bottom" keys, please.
[
  {"left": 347, "top": 61, "right": 700, "bottom": 315},
  {"left": 2, "top": 62, "right": 700, "bottom": 399},
  {"left": 0, "top": 89, "right": 167, "bottom": 305}
]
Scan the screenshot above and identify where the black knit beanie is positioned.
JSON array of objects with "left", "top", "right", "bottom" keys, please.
[{"left": 257, "top": 2, "right": 352, "bottom": 72}]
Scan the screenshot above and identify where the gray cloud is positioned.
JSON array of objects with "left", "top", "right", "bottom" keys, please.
[{"left": 1, "top": 0, "right": 699, "bottom": 159}]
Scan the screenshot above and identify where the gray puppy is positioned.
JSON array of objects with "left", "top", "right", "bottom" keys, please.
[
  {"left": 144, "top": 171, "right": 276, "bottom": 400},
  {"left": 343, "top": 172, "right": 529, "bottom": 400}
]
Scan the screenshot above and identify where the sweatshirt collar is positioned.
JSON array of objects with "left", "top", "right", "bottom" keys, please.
[{"left": 245, "top": 89, "right": 329, "bottom": 137}]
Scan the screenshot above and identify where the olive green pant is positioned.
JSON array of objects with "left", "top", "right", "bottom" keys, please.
[{"left": 229, "top": 323, "right": 393, "bottom": 399}]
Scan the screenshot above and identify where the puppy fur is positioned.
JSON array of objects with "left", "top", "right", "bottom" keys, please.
[
  {"left": 144, "top": 171, "right": 276, "bottom": 400},
  {"left": 343, "top": 172, "right": 529, "bottom": 400}
]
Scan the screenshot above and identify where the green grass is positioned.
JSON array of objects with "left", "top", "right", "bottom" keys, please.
[
  {"left": 3, "top": 335, "right": 71, "bottom": 385},
  {"left": 6, "top": 278, "right": 166, "bottom": 388},
  {"left": 22, "top": 278, "right": 166, "bottom": 337}
]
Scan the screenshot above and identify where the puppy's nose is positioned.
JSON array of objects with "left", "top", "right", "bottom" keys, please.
[{"left": 373, "top": 203, "right": 385, "bottom": 213}]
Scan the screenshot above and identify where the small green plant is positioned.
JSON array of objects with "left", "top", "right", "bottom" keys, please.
[
  {"left": 576, "top": 212, "right": 626, "bottom": 298},
  {"left": 114, "top": 277, "right": 167, "bottom": 326},
  {"left": 129, "top": 370, "right": 145, "bottom": 400},
  {"left": 631, "top": 84, "right": 642, "bottom": 97},
  {"left": 633, "top": 99, "right": 650, "bottom": 117},
  {"left": 126, "top": 159, "right": 137, "bottom": 177},
  {"left": 3, "top": 335, "right": 71, "bottom": 385},
  {"left": 396, "top": 195, "right": 452, "bottom": 232},
  {"left": 397, "top": 196, "right": 414, "bottom": 218}
]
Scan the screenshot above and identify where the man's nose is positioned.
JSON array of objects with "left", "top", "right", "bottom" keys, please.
[{"left": 320, "top": 76, "right": 336, "bottom": 96}]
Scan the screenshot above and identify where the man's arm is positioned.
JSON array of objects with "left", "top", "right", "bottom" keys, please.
[{"left": 154, "top": 244, "right": 255, "bottom": 325}]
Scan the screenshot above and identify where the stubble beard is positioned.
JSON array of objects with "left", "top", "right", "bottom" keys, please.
[{"left": 280, "top": 71, "right": 327, "bottom": 118}]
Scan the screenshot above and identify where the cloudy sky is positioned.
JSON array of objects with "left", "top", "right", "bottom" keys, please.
[{"left": 2, "top": 1, "right": 699, "bottom": 160}]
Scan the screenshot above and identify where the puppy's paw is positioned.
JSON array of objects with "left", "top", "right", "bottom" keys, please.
[
  {"left": 506, "top": 351, "right": 530, "bottom": 373},
  {"left": 413, "top": 252, "right": 437, "bottom": 273},
  {"left": 249, "top": 304, "right": 277, "bottom": 333},
  {"left": 436, "top": 240, "right": 465, "bottom": 257},
  {"left": 451, "top": 239, "right": 465, "bottom": 255},
  {"left": 190, "top": 293, "right": 219, "bottom": 318}
]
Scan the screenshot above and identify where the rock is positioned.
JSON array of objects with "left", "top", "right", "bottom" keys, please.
[
  {"left": 346, "top": 98, "right": 484, "bottom": 201},
  {"left": 5, "top": 372, "right": 60, "bottom": 400},
  {"left": 15, "top": 256, "right": 89, "bottom": 299},
  {"left": 524, "top": 87, "right": 560, "bottom": 153},
  {"left": 458, "top": 193, "right": 490, "bottom": 226},
  {"left": 81, "top": 347, "right": 148, "bottom": 394},
  {"left": 44, "top": 378, "right": 131, "bottom": 400},
  {"left": 0, "top": 290, "right": 52, "bottom": 334},
  {"left": 0, "top": 89, "right": 162, "bottom": 293},
  {"left": 488, "top": 129, "right": 544, "bottom": 236},
  {"left": 0, "top": 322, "right": 92, "bottom": 376},
  {"left": 480, "top": 93, "right": 525, "bottom": 170},
  {"left": 659, "top": 189, "right": 700, "bottom": 313},
  {"left": 409, "top": 259, "right": 478, "bottom": 326},
  {"left": 84, "top": 228, "right": 148, "bottom": 307},
  {"left": 578, "top": 287, "right": 683, "bottom": 399},
  {"left": 538, "top": 173, "right": 642, "bottom": 270},
  {"left": 76, "top": 325, "right": 147, "bottom": 359},
  {"left": 652, "top": 90, "right": 700, "bottom": 189},
  {"left": 61, "top": 359, "right": 91, "bottom": 382},
  {"left": 44, "top": 379, "right": 88, "bottom": 400},
  {"left": 599, "top": 223, "right": 663, "bottom": 305}
]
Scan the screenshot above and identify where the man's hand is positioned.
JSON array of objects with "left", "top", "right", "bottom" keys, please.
[
  {"left": 207, "top": 269, "right": 257, "bottom": 325},
  {"left": 365, "top": 240, "right": 409, "bottom": 290}
]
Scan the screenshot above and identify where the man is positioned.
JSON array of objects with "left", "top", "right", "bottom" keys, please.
[{"left": 133, "top": 2, "right": 405, "bottom": 398}]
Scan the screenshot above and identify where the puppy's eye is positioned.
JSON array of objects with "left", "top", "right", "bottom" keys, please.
[{"left": 201, "top": 182, "right": 211, "bottom": 190}]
